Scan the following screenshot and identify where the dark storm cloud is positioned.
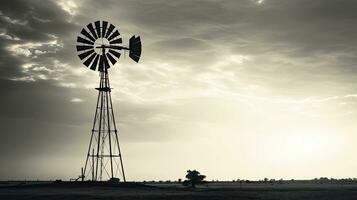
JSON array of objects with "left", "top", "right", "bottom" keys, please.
[
  {"left": 0, "top": 0, "right": 76, "bottom": 42},
  {"left": 240, "top": 1, "right": 357, "bottom": 56},
  {"left": 3, "top": 0, "right": 356, "bottom": 83},
  {"left": 132, "top": 0, "right": 357, "bottom": 60},
  {"left": 93, "top": 0, "right": 357, "bottom": 98},
  {"left": 0, "top": 0, "right": 89, "bottom": 167},
  {"left": 0, "top": 0, "right": 79, "bottom": 80}
]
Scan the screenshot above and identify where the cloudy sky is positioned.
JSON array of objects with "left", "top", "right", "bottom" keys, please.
[{"left": 1, "top": 0, "right": 357, "bottom": 181}]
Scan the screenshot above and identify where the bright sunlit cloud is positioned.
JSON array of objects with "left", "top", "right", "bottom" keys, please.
[{"left": 55, "top": 0, "right": 78, "bottom": 16}]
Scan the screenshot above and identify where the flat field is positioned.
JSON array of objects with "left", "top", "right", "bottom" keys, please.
[{"left": 1, "top": 181, "right": 357, "bottom": 200}]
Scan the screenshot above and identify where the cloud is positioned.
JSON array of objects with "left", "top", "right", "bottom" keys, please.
[
  {"left": 2, "top": 0, "right": 357, "bottom": 128},
  {"left": 55, "top": 0, "right": 79, "bottom": 16},
  {"left": 70, "top": 98, "right": 83, "bottom": 103},
  {"left": 153, "top": 38, "right": 212, "bottom": 53},
  {"left": 2, "top": 0, "right": 357, "bottom": 180}
]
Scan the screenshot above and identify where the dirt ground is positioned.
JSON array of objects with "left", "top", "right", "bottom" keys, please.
[{"left": 1, "top": 182, "right": 357, "bottom": 200}]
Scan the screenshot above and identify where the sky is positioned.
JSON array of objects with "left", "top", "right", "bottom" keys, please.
[{"left": 1, "top": 0, "right": 357, "bottom": 181}]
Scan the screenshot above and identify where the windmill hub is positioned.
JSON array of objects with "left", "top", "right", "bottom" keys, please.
[
  {"left": 75, "top": 20, "right": 142, "bottom": 182},
  {"left": 94, "top": 39, "right": 110, "bottom": 54}
]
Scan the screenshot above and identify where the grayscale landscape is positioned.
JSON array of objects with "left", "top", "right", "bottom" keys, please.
[{"left": 1, "top": 0, "right": 357, "bottom": 199}]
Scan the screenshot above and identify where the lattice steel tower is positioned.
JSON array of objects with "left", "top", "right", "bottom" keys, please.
[{"left": 75, "top": 20, "right": 141, "bottom": 181}]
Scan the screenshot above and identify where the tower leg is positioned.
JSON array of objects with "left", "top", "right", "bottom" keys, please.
[{"left": 81, "top": 168, "right": 84, "bottom": 182}]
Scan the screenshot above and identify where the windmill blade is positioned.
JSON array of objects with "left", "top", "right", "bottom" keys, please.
[
  {"left": 109, "top": 38, "right": 122, "bottom": 44},
  {"left": 77, "top": 36, "right": 94, "bottom": 45},
  {"left": 129, "top": 35, "right": 142, "bottom": 63},
  {"left": 98, "top": 55, "right": 104, "bottom": 72},
  {"left": 90, "top": 54, "right": 99, "bottom": 71},
  {"left": 105, "top": 24, "right": 115, "bottom": 38},
  {"left": 109, "top": 49, "right": 121, "bottom": 59},
  {"left": 106, "top": 52, "right": 117, "bottom": 65},
  {"left": 77, "top": 45, "right": 93, "bottom": 51},
  {"left": 102, "top": 21, "right": 108, "bottom": 38},
  {"left": 87, "top": 23, "right": 98, "bottom": 39},
  {"left": 108, "top": 30, "right": 120, "bottom": 41},
  {"left": 78, "top": 49, "right": 95, "bottom": 60},
  {"left": 80, "top": 28, "right": 95, "bottom": 42},
  {"left": 83, "top": 53, "right": 97, "bottom": 67},
  {"left": 94, "top": 21, "right": 101, "bottom": 38}
]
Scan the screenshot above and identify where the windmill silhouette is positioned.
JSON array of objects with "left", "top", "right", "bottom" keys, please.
[{"left": 76, "top": 20, "right": 141, "bottom": 182}]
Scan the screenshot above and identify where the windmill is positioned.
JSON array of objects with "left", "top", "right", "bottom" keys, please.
[{"left": 76, "top": 20, "right": 141, "bottom": 182}]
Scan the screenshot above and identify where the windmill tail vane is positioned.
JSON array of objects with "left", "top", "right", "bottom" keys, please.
[{"left": 129, "top": 35, "right": 141, "bottom": 63}]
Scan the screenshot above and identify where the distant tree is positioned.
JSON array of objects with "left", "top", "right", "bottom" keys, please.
[
  {"left": 269, "top": 179, "right": 275, "bottom": 185},
  {"left": 182, "top": 170, "right": 206, "bottom": 188},
  {"left": 278, "top": 178, "right": 284, "bottom": 184}
]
